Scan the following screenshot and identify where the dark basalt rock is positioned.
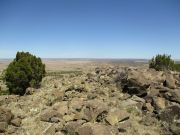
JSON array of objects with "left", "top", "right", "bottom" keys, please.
[{"left": 159, "top": 105, "right": 180, "bottom": 124}]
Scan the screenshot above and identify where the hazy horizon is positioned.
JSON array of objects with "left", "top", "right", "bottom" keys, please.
[{"left": 1, "top": 0, "right": 180, "bottom": 59}]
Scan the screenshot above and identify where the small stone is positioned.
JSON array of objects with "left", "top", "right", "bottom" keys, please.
[
  {"left": 0, "top": 108, "right": 14, "bottom": 123},
  {"left": 145, "top": 103, "right": 154, "bottom": 113},
  {"left": 55, "top": 132, "right": 65, "bottom": 135},
  {"left": 40, "top": 109, "right": 61, "bottom": 123},
  {"left": 0, "top": 122, "right": 8, "bottom": 133},
  {"left": 117, "top": 121, "right": 132, "bottom": 132},
  {"left": 11, "top": 118, "right": 22, "bottom": 127},
  {"left": 53, "top": 101, "right": 68, "bottom": 116},
  {"left": 106, "top": 108, "right": 129, "bottom": 126},
  {"left": 76, "top": 124, "right": 92, "bottom": 135},
  {"left": 82, "top": 100, "right": 108, "bottom": 122},
  {"left": 153, "top": 97, "right": 166, "bottom": 110},
  {"left": 164, "top": 89, "right": 180, "bottom": 104},
  {"left": 53, "top": 90, "right": 65, "bottom": 102},
  {"left": 69, "top": 98, "right": 84, "bottom": 112},
  {"left": 76, "top": 123, "right": 114, "bottom": 135},
  {"left": 164, "top": 74, "right": 176, "bottom": 89},
  {"left": 139, "top": 115, "right": 158, "bottom": 126},
  {"left": 63, "top": 114, "right": 75, "bottom": 122},
  {"left": 170, "top": 124, "right": 180, "bottom": 135},
  {"left": 87, "top": 93, "right": 97, "bottom": 100},
  {"left": 43, "top": 124, "right": 56, "bottom": 135},
  {"left": 25, "top": 87, "right": 35, "bottom": 95},
  {"left": 65, "top": 121, "right": 84, "bottom": 135},
  {"left": 46, "top": 90, "right": 65, "bottom": 106},
  {"left": 159, "top": 105, "right": 180, "bottom": 124},
  {"left": 51, "top": 117, "right": 60, "bottom": 123},
  {"left": 54, "top": 83, "right": 58, "bottom": 88},
  {"left": 6, "top": 125, "right": 17, "bottom": 134},
  {"left": 131, "top": 95, "right": 145, "bottom": 103}
]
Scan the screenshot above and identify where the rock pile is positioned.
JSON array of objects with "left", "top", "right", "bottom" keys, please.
[
  {"left": 0, "top": 66, "right": 179, "bottom": 135},
  {"left": 117, "top": 68, "right": 180, "bottom": 134}
]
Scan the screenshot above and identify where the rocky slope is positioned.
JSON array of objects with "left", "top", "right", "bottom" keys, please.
[{"left": 0, "top": 66, "right": 180, "bottom": 135}]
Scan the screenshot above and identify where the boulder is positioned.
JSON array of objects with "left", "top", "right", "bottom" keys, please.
[
  {"left": 164, "top": 74, "right": 176, "bottom": 89},
  {"left": 64, "top": 90, "right": 81, "bottom": 100},
  {"left": 75, "top": 123, "right": 93, "bottom": 135},
  {"left": 131, "top": 95, "right": 145, "bottom": 103},
  {"left": 65, "top": 84, "right": 86, "bottom": 93},
  {"left": 117, "top": 121, "right": 132, "bottom": 133},
  {"left": 159, "top": 105, "right": 180, "bottom": 135},
  {"left": 127, "top": 69, "right": 151, "bottom": 87},
  {"left": 86, "top": 72, "right": 96, "bottom": 79},
  {"left": 0, "top": 108, "right": 14, "bottom": 124},
  {"left": 0, "top": 95, "right": 19, "bottom": 106},
  {"left": 170, "top": 124, "right": 180, "bottom": 135},
  {"left": 50, "top": 117, "right": 60, "bottom": 123},
  {"left": 120, "top": 69, "right": 150, "bottom": 97},
  {"left": 46, "top": 90, "right": 65, "bottom": 106},
  {"left": 6, "top": 125, "right": 18, "bottom": 134},
  {"left": 148, "top": 88, "right": 160, "bottom": 97},
  {"left": 81, "top": 100, "right": 108, "bottom": 122},
  {"left": 65, "top": 120, "right": 85, "bottom": 135},
  {"left": 146, "top": 69, "right": 166, "bottom": 83},
  {"left": 63, "top": 114, "right": 75, "bottom": 122},
  {"left": 143, "top": 103, "right": 154, "bottom": 113},
  {"left": 123, "top": 84, "right": 148, "bottom": 97},
  {"left": 51, "top": 90, "right": 65, "bottom": 103},
  {"left": 163, "top": 89, "right": 180, "bottom": 104},
  {"left": 158, "top": 86, "right": 171, "bottom": 93},
  {"left": 53, "top": 83, "right": 62, "bottom": 90},
  {"left": 95, "top": 67, "right": 102, "bottom": 75},
  {"left": 139, "top": 115, "right": 159, "bottom": 126},
  {"left": 40, "top": 109, "right": 61, "bottom": 123},
  {"left": 0, "top": 122, "right": 8, "bottom": 133},
  {"left": 69, "top": 98, "right": 84, "bottom": 112},
  {"left": 153, "top": 97, "right": 166, "bottom": 111},
  {"left": 53, "top": 101, "right": 69, "bottom": 116},
  {"left": 99, "top": 75, "right": 112, "bottom": 84},
  {"left": 119, "top": 99, "right": 140, "bottom": 109},
  {"left": 106, "top": 108, "right": 129, "bottom": 125},
  {"left": 42, "top": 124, "right": 56, "bottom": 135},
  {"left": 159, "top": 105, "right": 180, "bottom": 124},
  {"left": 11, "top": 118, "right": 22, "bottom": 127},
  {"left": 120, "top": 77, "right": 148, "bottom": 97},
  {"left": 55, "top": 132, "right": 65, "bottom": 135},
  {"left": 144, "top": 96, "right": 153, "bottom": 104},
  {"left": 118, "top": 68, "right": 167, "bottom": 97},
  {"left": 76, "top": 123, "right": 114, "bottom": 135},
  {"left": 87, "top": 93, "right": 97, "bottom": 100},
  {"left": 25, "top": 87, "right": 35, "bottom": 95}
]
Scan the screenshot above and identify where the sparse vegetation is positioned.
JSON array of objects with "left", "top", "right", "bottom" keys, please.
[
  {"left": 0, "top": 89, "right": 9, "bottom": 95},
  {"left": 174, "top": 63, "right": 180, "bottom": 72},
  {"left": 4, "top": 52, "right": 46, "bottom": 95},
  {"left": 46, "top": 70, "right": 82, "bottom": 77},
  {"left": 149, "top": 54, "right": 175, "bottom": 71},
  {"left": 149, "top": 54, "right": 180, "bottom": 72}
]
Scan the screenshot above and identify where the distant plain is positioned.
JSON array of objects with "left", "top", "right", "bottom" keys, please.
[{"left": 0, "top": 59, "right": 149, "bottom": 71}]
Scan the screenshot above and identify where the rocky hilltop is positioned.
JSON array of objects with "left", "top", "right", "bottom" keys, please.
[{"left": 0, "top": 66, "right": 180, "bottom": 135}]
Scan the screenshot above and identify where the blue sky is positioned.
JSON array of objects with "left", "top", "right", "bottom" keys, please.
[{"left": 0, "top": 0, "right": 180, "bottom": 59}]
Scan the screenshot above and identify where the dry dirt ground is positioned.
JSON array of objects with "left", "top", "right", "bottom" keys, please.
[{"left": 0, "top": 59, "right": 179, "bottom": 135}]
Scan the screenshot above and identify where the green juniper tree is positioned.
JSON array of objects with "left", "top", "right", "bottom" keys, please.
[
  {"left": 4, "top": 52, "right": 45, "bottom": 95},
  {"left": 149, "top": 54, "right": 175, "bottom": 71}
]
